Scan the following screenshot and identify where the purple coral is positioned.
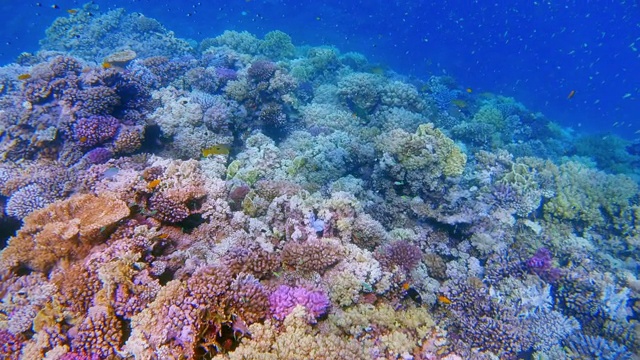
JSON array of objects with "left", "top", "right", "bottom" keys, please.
[
  {"left": 76, "top": 86, "right": 120, "bottom": 117},
  {"left": 73, "top": 115, "right": 120, "bottom": 148},
  {"left": 147, "top": 193, "right": 189, "bottom": 223},
  {"left": 59, "top": 353, "right": 99, "bottom": 360},
  {"left": 85, "top": 147, "right": 113, "bottom": 164},
  {"left": 247, "top": 60, "right": 277, "bottom": 83},
  {"left": 269, "top": 285, "right": 330, "bottom": 322},
  {"left": 526, "top": 247, "right": 561, "bottom": 283},
  {"left": 375, "top": 240, "right": 423, "bottom": 274},
  {"left": 0, "top": 330, "right": 23, "bottom": 360},
  {"left": 215, "top": 67, "right": 238, "bottom": 83}
]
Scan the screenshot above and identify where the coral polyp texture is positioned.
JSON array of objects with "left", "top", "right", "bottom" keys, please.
[{"left": 0, "top": 3, "right": 638, "bottom": 360}]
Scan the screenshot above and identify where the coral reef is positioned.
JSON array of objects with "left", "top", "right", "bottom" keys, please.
[{"left": 0, "top": 6, "right": 637, "bottom": 360}]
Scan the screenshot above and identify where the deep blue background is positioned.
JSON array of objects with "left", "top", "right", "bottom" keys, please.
[{"left": 1, "top": 1, "right": 638, "bottom": 138}]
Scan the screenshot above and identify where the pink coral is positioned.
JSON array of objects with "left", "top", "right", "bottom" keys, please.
[
  {"left": 70, "top": 306, "right": 123, "bottom": 358},
  {"left": 269, "top": 285, "right": 330, "bottom": 322}
]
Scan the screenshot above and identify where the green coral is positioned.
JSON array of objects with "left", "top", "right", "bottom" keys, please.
[
  {"left": 377, "top": 123, "right": 467, "bottom": 181},
  {"left": 544, "top": 161, "right": 638, "bottom": 229},
  {"left": 260, "top": 30, "right": 295, "bottom": 60}
]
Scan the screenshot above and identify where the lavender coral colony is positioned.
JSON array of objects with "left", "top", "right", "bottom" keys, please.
[{"left": 0, "top": 3, "right": 639, "bottom": 360}]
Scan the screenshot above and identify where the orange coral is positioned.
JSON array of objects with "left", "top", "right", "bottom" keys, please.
[{"left": 0, "top": 194, "right": 130, "bottom": 273}]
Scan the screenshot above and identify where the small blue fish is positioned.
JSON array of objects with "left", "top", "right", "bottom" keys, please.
[{"left": 101, "top": 167, "right": 119, "bottom": 179}]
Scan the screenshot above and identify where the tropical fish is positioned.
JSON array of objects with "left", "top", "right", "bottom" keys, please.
[
  {"left": 466, "top": 87, "right": 473, "bottom": 93},
  {"left": 67, "top": 9, "right": 78, "bottom": 14},
  {"left": 17, "top": 73, "right": 31, "bottom": 80},
  {"left": 567, "top": 90, "right": 576, "bottom": 99},
  {"left": 437, "top": 295, "right": 452, "bottom": 305},
  {"left": 102, "top": 62, "right": 113, "bottom": 69},
  {"left": 202, "top": 144, "right": 230, "bottom": 157},
  {"left": 147, "top": 179, "right": 161, "bottom": 189},
  {"left": 101, "top": 167, "right": 119, "bottom": 179},
  {"left": 405, "top": 287, "right": 422, "bottom": 306}
]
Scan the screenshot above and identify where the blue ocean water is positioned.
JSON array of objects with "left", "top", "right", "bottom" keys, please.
[{"left": 1, "top": 1, "right": 638, "bottom": 138}]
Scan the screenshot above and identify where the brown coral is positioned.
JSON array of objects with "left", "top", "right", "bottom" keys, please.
[
  {"left": 282, "top": 238, "right": 344, "bottom": 273},
  {"left": 103, "top": 49, "right": 137, "bottom": 69},
  {"left": 0, "top": 194, "right": 130, "bottom": 273}
]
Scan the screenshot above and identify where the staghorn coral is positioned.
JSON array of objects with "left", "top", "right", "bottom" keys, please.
[
  {"left": 563, "top": 333, "right": 631, "bottom": 360},
  {"left": 0, "top": 193, "right": 129, "bottom": 273}
]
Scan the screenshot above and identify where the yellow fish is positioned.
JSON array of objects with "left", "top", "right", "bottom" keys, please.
[
  {"left": 102, "top": 62, "right": 113, "bottom": 69},
  {"left": 437, "top": 295, "right": 452, "bottom": 305},
  {"left": 17, "top": 73, "right": 31, "bottom": 80},
  {"left": 202, "top": 144, "right": 230, "bottom": 157},
  {"left": 147, "top": 179, "right": 161, "bottom": 189}
]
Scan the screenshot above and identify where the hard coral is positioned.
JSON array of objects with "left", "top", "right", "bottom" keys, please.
[
  {"left": 269, "top": 285, "right": 330, "bottom": 322},
  {"left": 70, "top": 305, "right": 123, "bottom": 358},
  {"left": 526, "top": 247, "right": 561, "bottom": 283},
  {"left": 0, "top": 329, "right": 24, "bottom": 360},
  {"left": 125, "top": 266, "right": 267, "bottom": 358},
  {"left": 5, "top": 183, "right": 56, "bottom": 219},
  {"left": 75, "top": 86, "right": 120, "bottom": 117},
  {"left": 0, "top": 194, "right": 130, "bottom": 273},
  {"left": 247, "top": 60, "right": 277, "bottom": 83},
  {"left": 281, "top": 238, "right": 344, "bottom": 273},
  {"left": 147, "top": 193, "right": 190, "bottom": 223},
  {"left": 85, "top": 147, "right": 113, "bottom": 164},
  {"left": 73, "top": 115, "right": 120, "bottom": 148},
  {"left": 375, "top": 240, "right": 422, "bottom": 274}
]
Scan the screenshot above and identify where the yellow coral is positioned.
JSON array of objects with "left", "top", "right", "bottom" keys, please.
[{"left": 0, "top": 194, "right": 129, "bottom": 273}]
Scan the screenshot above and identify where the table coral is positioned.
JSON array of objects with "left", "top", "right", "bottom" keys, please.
[{"left": 0, "top": 193, "right": 129, "bottom": 273}]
